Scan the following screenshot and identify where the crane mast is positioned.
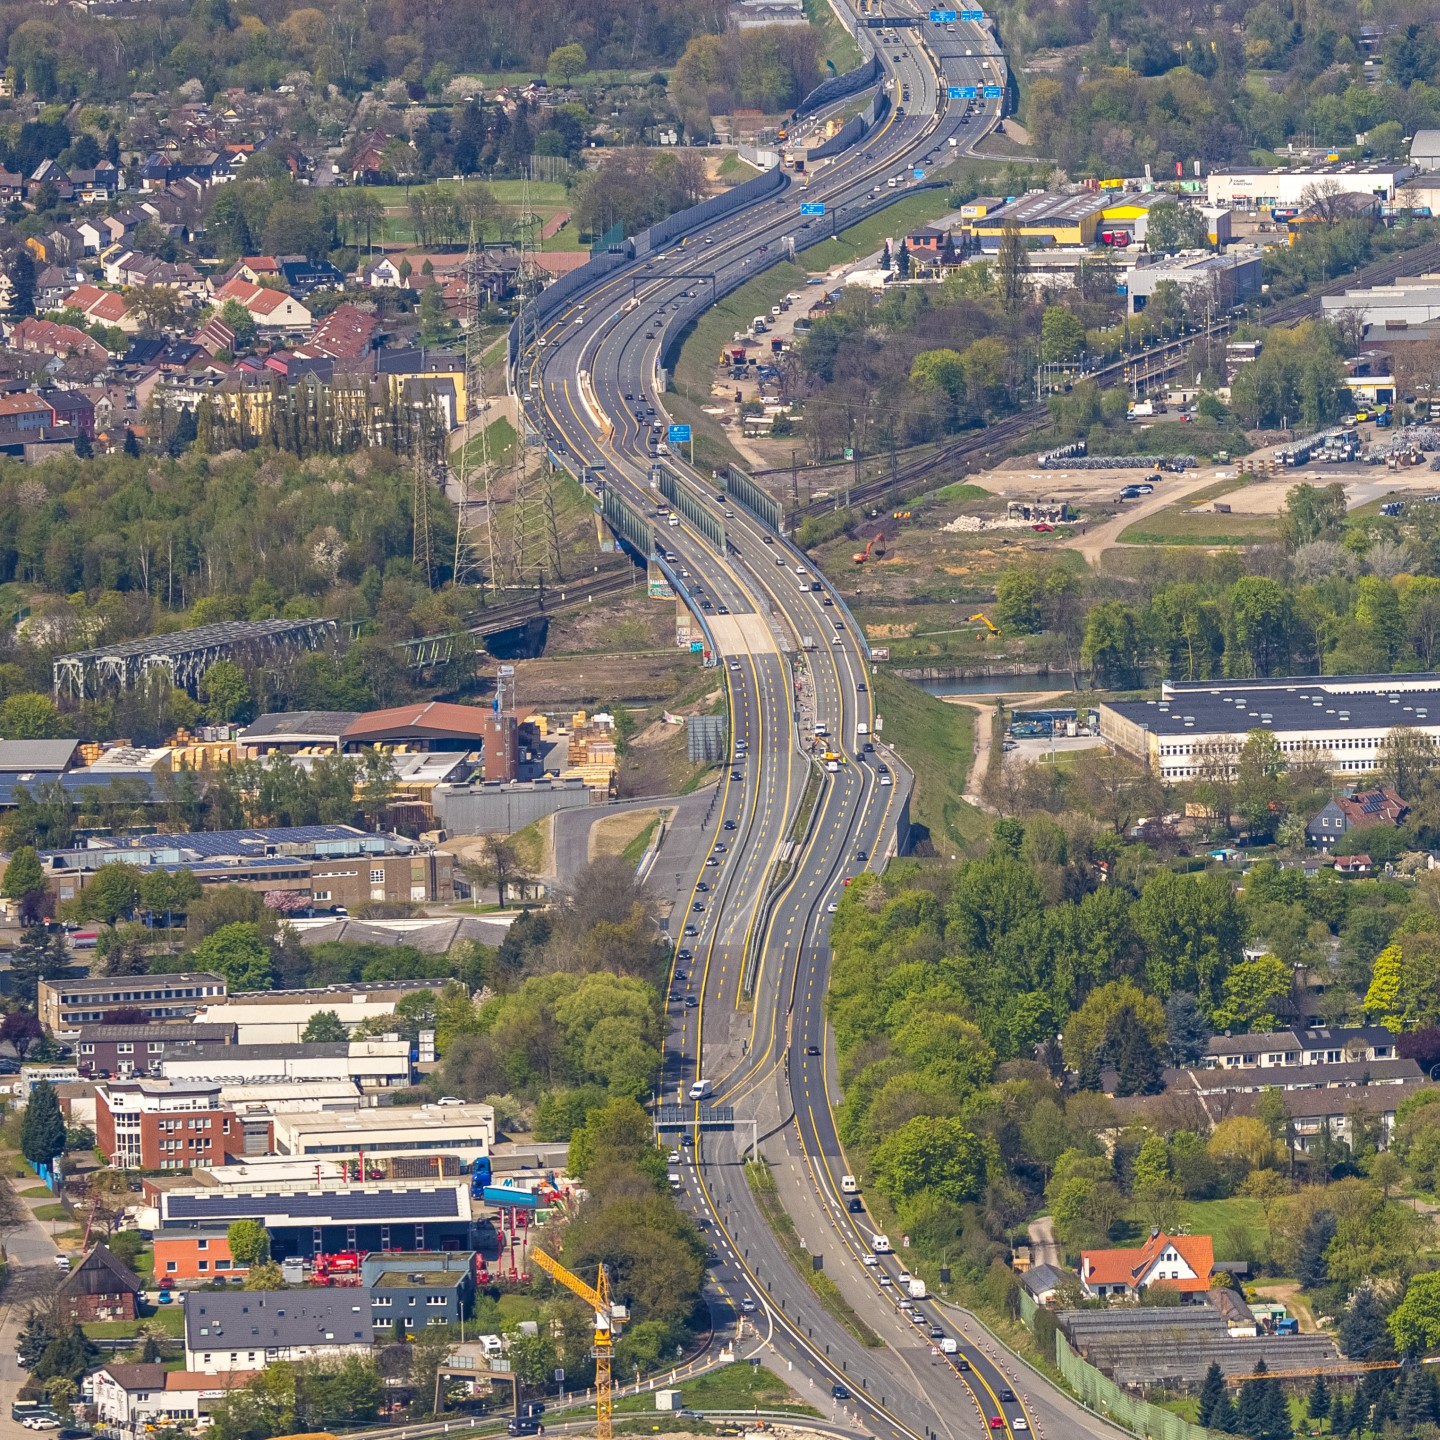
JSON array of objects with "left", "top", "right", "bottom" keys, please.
[{"left": 531, "top": 1248, "right": 618, "bottom": 1440}]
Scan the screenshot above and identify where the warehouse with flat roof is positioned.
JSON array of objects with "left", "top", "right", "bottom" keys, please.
[
  {"left": 271, "top": 1102, "right": 495, "bottom": 1163},
  {"left": 965, "top": 191, "right": 1108, "bottom": 246},
  {"left": 1099, "top": 673, "right": 1440, "bottom": 780}
]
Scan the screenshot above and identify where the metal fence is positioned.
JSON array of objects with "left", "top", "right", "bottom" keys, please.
[{"left": 1055, "top": 1332, "right": 1213, "bottom": 1440}]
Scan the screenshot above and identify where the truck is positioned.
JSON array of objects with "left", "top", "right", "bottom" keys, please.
[
  {"left": 908, "top": 1278, "right": 927, "bottom": 1299},
  {"left": 802, "top": 634, "right": 817, "bottom": 650},
  {"left": 1128, "top": 400, "right": 1155, "bottom": 418}
]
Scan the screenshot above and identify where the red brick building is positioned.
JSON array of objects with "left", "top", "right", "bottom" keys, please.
[
  {"left": 57, "top": 1244, "right": 143, "bottom": 1322},
  {"left": 95, "top": 1079, "right": 248, "bottom": 1171}
]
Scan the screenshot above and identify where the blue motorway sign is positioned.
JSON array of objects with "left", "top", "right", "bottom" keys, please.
[
  {"left": 983, "top": 84, "right": 1003, "bottom": 97},
  {"left": 668, "top": 424, "right": 692, "bottom": 444},
  {"left": 928, "top": 8, "right": 957, "bottom": 20},
  {"left": 913, "top": 168, "right": 925, "bottom": 179},
  {"left": 954, "top": 85, "right": 978, "bottom": 98},
  {"left": 799, "top": 201, "right": 826, "bottom": 216},
  {"left": 959, "top": 8, "right": 985, "bottom": 18}
]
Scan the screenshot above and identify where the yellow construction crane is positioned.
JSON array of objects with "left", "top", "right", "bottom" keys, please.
[{"left": 531, "top": 1249, "right": 620, "bottom": 1440}]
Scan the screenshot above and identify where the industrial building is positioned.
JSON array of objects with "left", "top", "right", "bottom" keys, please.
[
  {"left": 153, "top": 1171, "right": 476, "bottom": 1276},
  {"left": 14, "top": 824, "right": 455, "bottom": 913},
  {"left": 1123, "top": 249, "right": 1263, "bottom": 315},
  {"left": 95, "top": 1079, "right": 251, "bottom": 1171},
  {"left": 38, "top": 973, "right": 228, "bottom": 1033},
  {"left": 1321, "top": 272, "right": 1440, "bottom": 331},
  {"left": 160, "top": 1039, "right": 413, "bottom": 1091},
  {"left": 1206, "top": 163, "right": 1415, "bottom": 210},
  {"left": 965, "top": 191, "right": 1108, "bottom": 247},
  {"left": 1099, "top": 673, "right": 1440, "bottom": 780},
  {"left": 76, "top": 1022, "right": 236, "bottom": 1078},
  {"left": 270, "top": 1102, "right": 496, "bottom": 1165}
]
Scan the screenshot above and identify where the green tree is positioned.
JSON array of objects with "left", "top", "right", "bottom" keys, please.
[
  {"left": 1214, "top": 953, "right": 1292, "bottom": 1032},
  {"left": 226, "top": 1218, "right": 271, "bottom": 1267},
  {"left": 1389, "top": 1270, "right": 1440, "bottom": 1355},
  {"left": 139, "top": 868, "right": 202, "bottom": 925},
  {"left": 301, "top": 1009, "right": 347, "bottom": 1042},
  {"left": 568, "top": 1097, "right": 666, "bottom": 1184},
  {"left": 872, "top": 1115, "right": 986, "bottom": 1208},
  {"left": 1306, "top": 1373, "right": 1330, "bottom": 1423},
  {"left": 244, "top": 1260, "right": 286, "bottom": 1290},
  {"left": 1040, "top": 305, "right": 1086, "bottom": 362},
  {"left": 81, "top": 862, "right": 143, "bottom": 925},
  {"left": 219, "top": 299, "right": 258, "bottom": 349},
  {"left": 547, "top": 42, "right": 588, "bottom": 84},
  {"left": 191, "top": 921, "right": 275, "bottom": 990},
  {"left": 1145, "top": 201, "right": 1208, "bottom": 253},
  {"left": 21, "top": 1080, "right": 65, "bottom": 1168},
  {"left": 0, "top": 692, "right": 63, "bottom": 739},
  {"left": 199, "top": 660, "right": 252, "bottom": 725},
  {"left": 2, "top": 845, "right": 47, "bottom": 924},
  {"left": 1197, "top": 1362, "right": 1226, "bottom": 1426}
]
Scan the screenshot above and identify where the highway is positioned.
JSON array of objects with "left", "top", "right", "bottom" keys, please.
[{"left": 515, "top": 6, "right": 1128, "bottom": 1438}]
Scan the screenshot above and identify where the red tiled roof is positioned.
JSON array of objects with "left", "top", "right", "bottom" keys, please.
[
  {"left": 1082, "top": 1232, "right": 1214, "bottom": 1293},
  {"left": 1335, "top": 787, "right": 1407, "bottom": 828},
  {"left": 302, "top": 304, "right": 378, "bottom": 361}
]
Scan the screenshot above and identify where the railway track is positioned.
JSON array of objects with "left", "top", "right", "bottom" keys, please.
[{"left": 766, "top": 234, "right": 1440, "bottom": 517}]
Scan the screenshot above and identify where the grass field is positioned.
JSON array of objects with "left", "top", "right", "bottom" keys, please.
[
  {"left": 717, "top": 151, "right": 761, "bottom": 182},
  {"left": 803, "top": 0, "right": 864, "bottom": 74},
  {"left": 83, "top": 1305, "right": 185, "bottom": 1340},
  {"left": 458, "top": 415, "right": 520, "bottom": 471},
  {"left": 360, "top": 178, "right": 583, "bottom": 251},
  {"left": 873, "top": 670, "right": 989, "bottom": 854},
  {"left": 1118, "top": 506, "right": 1279, "bottom": 546},
  {"left": 623, "top": 1362, "right": 816, "bottom": 1415},
  {"left": 506, "top": 814, "right": 550, "bottom": 874}
]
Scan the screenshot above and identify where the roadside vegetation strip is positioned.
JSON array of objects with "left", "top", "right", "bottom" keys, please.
[{"left": 744, "top": 1160, "right": 885, "bottom": 1349}]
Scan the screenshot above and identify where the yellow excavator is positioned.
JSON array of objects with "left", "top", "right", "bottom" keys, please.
[
  {"left": 531, "top": 1249, "right": 621, "bottom": 1440},
  {"left": 969, "top": 612, "right": 1000, "bottom": 636}
]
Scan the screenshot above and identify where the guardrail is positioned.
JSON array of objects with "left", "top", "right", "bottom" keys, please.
[{"left": 638, "top": 164, "right": 788, "bottom": 257}]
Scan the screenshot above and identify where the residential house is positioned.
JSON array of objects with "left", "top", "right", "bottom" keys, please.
[
  {"left": 34, "top": 265, "right": 82, "bottom": 310},
  {"left": 1175, "top": 1055, "right": 1422, "bottom": 1098},
  {"left": 1336, "top": 853, "right": 1373, "bottom": 875},
  {"left": 55, "top": 1243, "right": 144, "bottom": 1322},
  {"left": 0, "top": 169, "right": 22, "bottom": 204},
  {"left": 223, "top": 256, "right": 282, "bottom": 285},
  {"left": 184, "top": 1290, "right": 376, "bottom": 1372},
  {"left": 1202, "top": 1025, "right": 1399, "bottom": 1070},
  {"left": 1080, "top": 1230, "right": 1215, "bottom": 1300},
  {"left": 298, "top": 304, "right": 378, "bottom": 362},
  {"left": 361, "top": 255, "right": 405, "bottom": 288},
  {"left": 7, "top": 316, "right": 111, "bottom": 367},
  {"left": 211, "top": 277, "right": 312, "bottom": 331},
  {"left": 93, "top": 1364, "right": 256, "bottom": 1431},
  {"left": 70, "top": 161, "right": 122, "bottom": 203},
  {"left": 906, "top": 225, "right": 952, "bottom": 253},
  {"left": 1306, "top": 786, "right": 1408, "bottom": 851},
  {"left": 38, "top": 388, "right": 96, "bottom": 439},
  {"left": 1019, "top": 1263, "right": 1070, "bottom": 1307},
  {"left": 63, "top": 283, "right": 141, "bottom": 334},
  {"left": 71, "top": 221, "right": 104, "bottom": 255},
  {"left": 350, "top": 128, "right": 393, "bottom": 183},
  {"left": 0, "top": 394, "right": 56, "bottom": 443},
  {"left": 28, "top": 158, "right": 75, "bottom": 203},
  {"left": 279, "top": 257, "right": 346, "bottom": 295}
]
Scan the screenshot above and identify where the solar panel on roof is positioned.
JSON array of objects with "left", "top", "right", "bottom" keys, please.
[{"left": 167, "top": 1188, "right": 459, "bottom": 1221}]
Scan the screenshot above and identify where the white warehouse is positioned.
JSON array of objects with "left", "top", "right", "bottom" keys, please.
[
  {"left": 1100, "top": 673, "right": 1440, "bottom": 781},
  {"left": 1206, "top": 163, "right": 1415, "bottom": 210}
]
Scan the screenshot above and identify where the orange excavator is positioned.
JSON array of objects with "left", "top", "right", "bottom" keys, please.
[{"left": 853, "top": 531, "right": 887, "bottom": 564}]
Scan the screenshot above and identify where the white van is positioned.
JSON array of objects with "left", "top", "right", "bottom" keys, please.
[
  {"left": 939, "top": 1337, "right": 958, "bottom": 1355},
  {"left": 871, "top": 1233, "right": 892, "bottom": 1254},
  {"left": 689, "top": 1079, "right": 712, "bottom": 1101},
  {"left": 669, "top": 1171, "right": 682, "bottom": 1190},
  {"left": 857, "top": 723, "right": 869, "bottom": 735},
  {"left": 841, "top": 1175, "right": 858, "bottom": 1194}
]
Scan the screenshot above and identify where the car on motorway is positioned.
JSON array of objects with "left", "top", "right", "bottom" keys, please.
[
  {"left": 999, "top": 1389, "right": 1016, "bottom": 1403},
  {"left": 731, "top": 770, "right": 743, "bottom": 781},
  {"left": 864, "top": 742, "right": 875, "bottom": 753},
  {"left": 822, "top": 597, "right": 834, "bottom": 606},
  {"left": 706, "top": 857, "right": 720, "bottom": 867},
  {"left": 988, "top": 1419, "right": 1004, "bottom": 1432},
  {"left": 714, "top": 843, "right": 727, "bottom": 852},
  {"left": 832, "top": 1385, "right": 852, "bottom": 1400},
  {"left": 668, "top": 1149, "right": 681, "bottom": 1163},
  {"left": 862, "top": 1253, "right": 879, "bottom": 1267},
  {"left": 1014, "top": 1419, "right": 1029, "bottom": 1431},
  {"left": 723, "top": 819, "right": 737, "bottom": 830},
  {"left": 685, "top": 996, "right": 698, "bottom": 1008},
  {"left": 681, "top": 1133, "right": 693, "bottom": 1146},
  {"left": 848, "top": 1198, "right": 864, "bottom": 1213},
  {"left": 930, "top": 1325, "right": 945, "bottom": 1339},
  {"left": 858, "top": 681, "right": 867, "bottom": 691},
  {"left": 878, "top": 1274, "right": 892, "bottom": 1286},
  {"left": 855, "top": 848, "right": 868, "bottom": 861},
  {"left": 740, "top": 1297, "right": 757, "bottom": 1313},
  {"left": 696, "top": 882, "right": 709, "bottom": 892},
  {"left": 826, "top": 901, "right": 838, "bottom": 913},
  {"left": 805, "top": 1044, "right": 820, "bottom": 1055},
  {"left": 684, "top": 925, "right": 700, "bottom": 937},
  {"left": 677, "top": 948, "right": 692, "bottom": 960},
  {"left": 669, "top": 991, "right": 685, "bottom": 1002},
  {"left": 880, "top": 774, "right": 893, "bottom": 787},
  {"left": 692, "top": 901, "right": 706, "bottom": 912}
]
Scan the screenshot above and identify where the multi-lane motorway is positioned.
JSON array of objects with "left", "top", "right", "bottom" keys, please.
[{"left": 516, "top": 6, "right": 1128, "bottom": 1437}]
